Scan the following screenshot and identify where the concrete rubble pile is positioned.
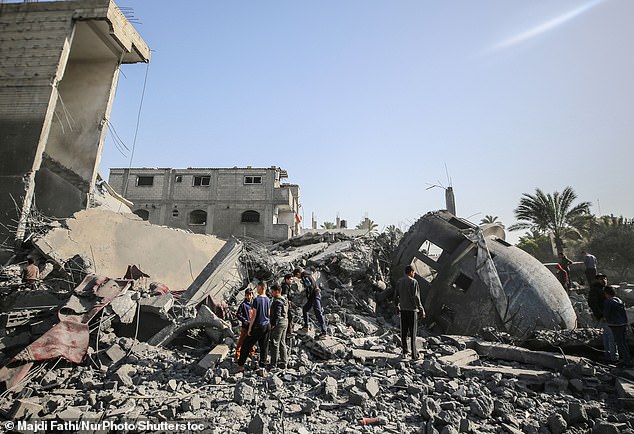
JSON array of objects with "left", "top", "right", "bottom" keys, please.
[{"left": 0, "top": 213, "right": 633, "bottom": 433}]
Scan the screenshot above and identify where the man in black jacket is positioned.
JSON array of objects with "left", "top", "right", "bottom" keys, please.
[
  {"left": 395, "top": 265, "right": 425, "bottom": 360},
  {"left": 588, "top": 273, "right": 617, "bottom": 362},
  {"left": 269, "top": 284, "right": 288, "bottom": 369}
]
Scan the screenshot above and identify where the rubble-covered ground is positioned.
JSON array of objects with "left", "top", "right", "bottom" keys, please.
[{"left": 1, "top": 221, "right": 634, "bottom": 433}]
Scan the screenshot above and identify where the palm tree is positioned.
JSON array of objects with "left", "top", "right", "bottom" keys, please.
[
  {"left": 480, "top": 215, "right": 504, "bottom": 228},
  {"left": 321, "top": 221, "right": 336, "bottom": 229},
  {"left": 356, "top": 218, "right": 379, "bottom": 234},
  {"left": 509, "top": 187, "right": 592, "bottom": 254}
]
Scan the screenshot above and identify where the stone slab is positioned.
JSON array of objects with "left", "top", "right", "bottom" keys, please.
[
  {"left": 438, "top": 349, "right": 479, "bottom": 366},
  {"left": 198, "top": 344, "right": 230, "bottom": 371},
  {"left": 351, "top": 349, "right": 401, "bottom": 361}
]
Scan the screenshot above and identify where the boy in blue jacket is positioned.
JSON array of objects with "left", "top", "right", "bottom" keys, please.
[{"left": 234, "top": 288, "right": 255, "bottom": 362}]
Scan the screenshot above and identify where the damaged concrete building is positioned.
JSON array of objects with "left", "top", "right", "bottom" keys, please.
[
  {"left": 0, "top": 0, "right": 150, "bottom": 261},
  {"left": 108, "top": 166, "right": 301, "bottom": 242}
]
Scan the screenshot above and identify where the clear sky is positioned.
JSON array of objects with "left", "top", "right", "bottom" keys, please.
[{"left": 100, "top": 0, "right": 634, "bottom": 242}]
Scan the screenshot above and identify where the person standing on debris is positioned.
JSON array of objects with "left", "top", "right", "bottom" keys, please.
[
  {"left": 293, "top": 268, "right": 328, "bottom": 339},
  {"left": 281, "top": 273, "right": 296, "bottom": 336},
  {"left": 588, "top": 273, "right": 617, "bottom": 363},
  {"left": 581, "top": 251, "right": 597, "bottom": 286},
  {"left": 234, "top": 288, "right": 256, "bottom": 362},
  {"left": 558, "top": 252, "right": 574, "bottom": 288},
  {"left": 235, "top": 281, "right": 271, "bottom": 372},
  {"left": 21, "top": 257, "right": 40, "bottom": 285},
  {"left": 395, "top": 265, "right": 425, "bottom": 361},
  {"left": 555, "top": 263, "right": 569, "bottom": 291},
  {"left": 603, "top": 286, "right": 632, "bottom": 367},
  {"left": 269, "top": 284, "right": 288, "bottom": 369}
]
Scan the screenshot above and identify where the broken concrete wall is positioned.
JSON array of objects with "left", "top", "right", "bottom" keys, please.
[
  {"left": 0, "top": 0, "right": 150, "bottom": 259},
  {"left": 34, "top": 208, "right": 225, "bottom": 291}
]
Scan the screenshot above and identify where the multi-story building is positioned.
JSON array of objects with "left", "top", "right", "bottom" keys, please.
[
  {"left": 108, "top": 166, "right": 301, "bottom": 242},
  {"left": 0, "top": 0, "right": 149, "bottom": 261}
]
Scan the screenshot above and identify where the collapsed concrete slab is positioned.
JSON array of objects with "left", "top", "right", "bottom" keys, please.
[
  {"left": 180, "top": 238, "right": 245, "bottom": 308},
  {"left": 34, "top": 208, "right": 225, "bottom": 291},
  {"left": 392, "top": 210, "right": 576, "bottom": 336}
]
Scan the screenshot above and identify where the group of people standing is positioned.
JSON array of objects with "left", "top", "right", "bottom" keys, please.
[
  {"left": 587, "top": 271, "right": 631, "bottom": 366},
  {"left": 233, "top": 268, "right": 328, "bottom": 373},
  {"left": 553, "top": 250, "right": 630, "bottom": 366}
]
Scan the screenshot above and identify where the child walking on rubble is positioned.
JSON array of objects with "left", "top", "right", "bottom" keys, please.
[{"left": 234, "top": 288, "right": 256, "bottom": 362}]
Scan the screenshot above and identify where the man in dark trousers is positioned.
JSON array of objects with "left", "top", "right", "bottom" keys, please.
[
  {"left": 269, "top": 284, "right": 288, "bottom": 369},
  {"left": 281, "top": 273, "right": 296, "bottom": 336},
  {"left": 603, "top": 285, "right": 631, "bottom": 366},
  {"left": 395, "top": 265, "right": 425, "bottom": 361},
  {"left": 235, "top": 281, "right": 271, "bottom": 373},
  {"left": 293, "top": 268, "right": 328, "bottom": 339},
  {"left": 588, "top": 273, "right": 617, "bottom": 362}
]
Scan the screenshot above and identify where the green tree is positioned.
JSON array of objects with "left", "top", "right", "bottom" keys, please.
[
  {"left": 516, "top": 230, "right": 555, "bottom": 262},
  {"left": 356, "top": 218, "right": 379, "bottom": 234},
  {"left": 480, "top": 215, "right": 504, "bottom": 228},
  {"left": 321, "top": 221, "right": 336, "bottom": 229},
  {"left": 509, "top": 187, "right": 592, "bottom": 255},
  {"left": 585, "top": 215, "right": 634, "bottom": 282}
]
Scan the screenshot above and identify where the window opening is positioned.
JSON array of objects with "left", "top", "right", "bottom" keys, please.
[
  {"left": 452, "top": 273, "right": 473, "bottom": 292},
  {"left": 189, "top": 210, "right": 207, "bottom": 225},
  {"left": 244, "top": 176, "right": 262, "bottom": 185},
  {"left": 241, "top": 210, "right": 260, "bottom": 223},
  {"left": 193, "top": 176, "right": 210, "bottom": 186},
  {"left": 136, "top": 176, "right": 153, "bottom": 186}
]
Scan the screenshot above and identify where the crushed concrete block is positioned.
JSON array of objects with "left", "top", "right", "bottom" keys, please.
[
  {"left": 197, "top": 344, "right": 230, "bottom": 372},
  {"left": 470, "top": 395, "right": 494, "bottom": 419},
  {"left": 547, "top": 413, "right": 567, "bottom": 434},
  {"left": 301, "top": 399, "right": 319, "bottom": 414},
  {"left": 113, "top": 364, "right": 136, "bottom": 387},
  {"left": 308, "top": 241, "right": 352, "bottom": 265},
  {"left": 420, "top": 397, "right": 441, "bottom": 419},
  {"left": 323, "top": 376, "right": 338, "bottom": 400},
  {"left": 167, "top": 379, "right": 178, "bottom": 392},
  {"left": 182, "top": 396, "right": 202, "bottom": 412},
  {"left": 247, "top": 413, "right": 268, "bottom": 434},
  {"left": 105, "top": 344, "right": 127, "bottom": 364},
  {"left": 346, "top": 314, "right": 379, "bottom": 334},
  {"left": 438, "top": 349, "right": 479, "bottom": 366},
  {"left": 348, "top": 387, "right": 368, "bottom": 406},
  {"left": 592, "top": 423, "right": 621, "bottom": 434},
  {"left": 110, "top": 293, "right": 137, "bottom": 323},
  {"left": 40, "top": 371, "right": 59, "bottom": 387},
  {"left": 365, "top": 377, "right": 380, "bottom": 398},
  {"left": 303, "top": 336, "right": 347, "bottom": 359},
  {"left": 351, "top": 349, "right": 401, "bottom": 361},
  {"left": 234, "top": 382, "right": 255, "bottom": 405},
  {"left": 567, "top": 402, "right": 588, "bottom": 425},
  {"left": 139, "top": 294, "right": 174, "bottom": 318},
  {"left": 615, "top": 378, "right": 634, "bottom": 409},
  {"left": 569, "top": 378, "right": 584, "bottom": 394}
]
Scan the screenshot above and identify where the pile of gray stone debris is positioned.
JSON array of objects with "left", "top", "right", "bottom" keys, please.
[{"left": 0, "top": 228, "right": 633, "bottom": 433}]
